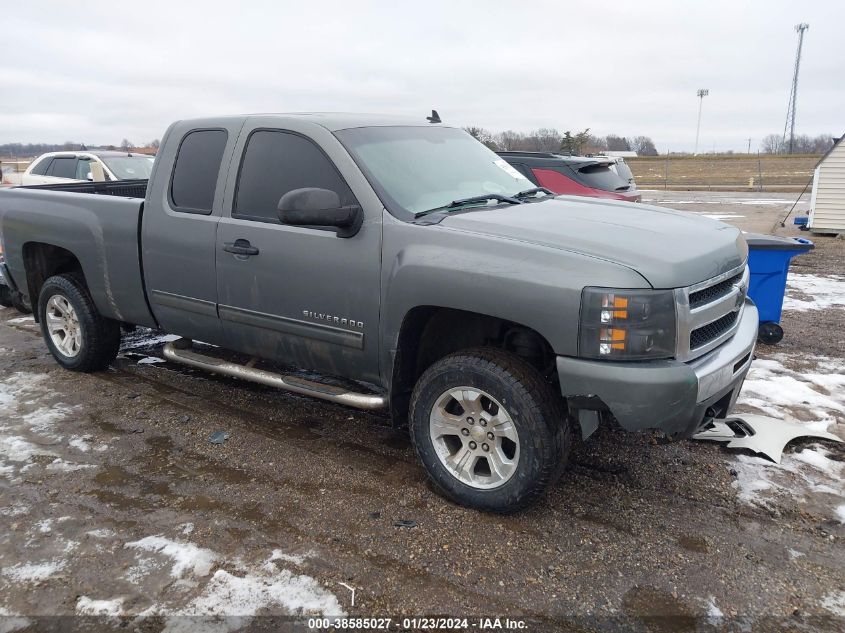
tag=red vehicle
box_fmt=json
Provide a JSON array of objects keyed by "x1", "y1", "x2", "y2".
[{"x1": 498, "y1": 151, "x2": 641, "y2": 202}]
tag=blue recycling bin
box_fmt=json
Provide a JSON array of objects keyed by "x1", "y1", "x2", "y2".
[{"x1": 744, "y1": 233, "x2": 814, "y2": 344}]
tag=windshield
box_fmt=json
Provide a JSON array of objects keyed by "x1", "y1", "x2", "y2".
[
  {"x1": 335, "y1": 126, "x2": 534, "y2": 218},
  {"x1": 100, "y1": 155, "x2": 155, "y2": 180}
]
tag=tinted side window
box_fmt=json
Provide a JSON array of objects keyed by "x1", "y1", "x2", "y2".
[
  {"x1": 30, "y1": 157, "x2": 52, "y2": 175},
  {"x1": 49, "y1": 157, "x2": 77, "y2": 179},
  {"x1": 170, "y1": 129, "x2": 228, "y2": 214},
  {"x1": 234, "y1": 130, "x2": 354, "y2": 223}
]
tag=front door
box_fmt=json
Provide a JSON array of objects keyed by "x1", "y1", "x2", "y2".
[{"x1": 215, "y1": 123, "x2": 382, "y2": 383}]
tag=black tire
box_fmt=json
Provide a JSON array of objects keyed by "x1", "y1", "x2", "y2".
[
  {"x1": 409, "y1": 347, "x2": 570, "y2": 513},
  {"x1": 0, "y1": 285, "x2": 12, "y2": 308},
  {"x1": 38, "y1": 274, "x2": 121, "y2": 372},
  {"x1": 10, "y1": 291, "x2": 31, "y2": 314},
  {"x1": 757, "y1": 321, "x2": 784, "y2": 345}
]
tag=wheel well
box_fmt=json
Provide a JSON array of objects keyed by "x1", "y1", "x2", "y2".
[
  {"x1": 21, "y1": 243, "x2": 85, "y2": 322},
  {"x1": 389, "y1": 307, "x2": 557, "y2": 427}
]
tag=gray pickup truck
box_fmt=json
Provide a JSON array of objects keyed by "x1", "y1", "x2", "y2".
[{"x1": 0, "y1": 114, "x2": 757, "y2": 512}]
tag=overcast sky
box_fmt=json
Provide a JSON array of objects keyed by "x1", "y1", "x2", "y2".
[{"x1": 1, "y1": 0, "x2": 842, "y2": 152}]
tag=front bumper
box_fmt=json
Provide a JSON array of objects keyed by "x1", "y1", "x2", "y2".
[{"x1": 557, "y1": 299, "x2": 758, "y2": 438}]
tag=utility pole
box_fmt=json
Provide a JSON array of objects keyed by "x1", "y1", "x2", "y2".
[
  {"x1": 694, "y1": 88, "x2": 709, "y2": 155},
  {"x1": 782, "y1": 23, "x2": 809, "y2": 154},
  {"x1": 747, "y1": 138, "x2": 752, "y2": 154}
]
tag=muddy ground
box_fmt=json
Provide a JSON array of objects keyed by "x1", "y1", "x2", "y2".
[{"x1": 1, "y1": 192, "x2": 843, "y2": 632}]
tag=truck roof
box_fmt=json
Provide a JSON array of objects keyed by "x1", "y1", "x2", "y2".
[{"x1": 174, "y1": 112, "x2": 449, "y2": 132}]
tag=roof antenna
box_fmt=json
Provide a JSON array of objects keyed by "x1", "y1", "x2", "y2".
[{"x1": 426, "y1": 109, "x2": 441, "y2": 124}]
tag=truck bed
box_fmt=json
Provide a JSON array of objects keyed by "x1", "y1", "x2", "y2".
[
  {"x1": 0, "y1": 186, "x2": 157, "y2": 328},
  {"x1": 18, "y1": 178, "x2": 148, "y2": 198}
]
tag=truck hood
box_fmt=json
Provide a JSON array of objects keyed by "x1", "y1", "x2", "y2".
[{"x1": 438, "y1": 196, "x2": 747, "y2": 288}]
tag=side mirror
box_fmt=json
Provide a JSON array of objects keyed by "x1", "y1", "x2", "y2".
[
  {"x1": 277, "y1": 188, "x2": 362, "y2": 238},
  {"x1": 86, "y1": 172, "x2": 94, "y2": 181}
]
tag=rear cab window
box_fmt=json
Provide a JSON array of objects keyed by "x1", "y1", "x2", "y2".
[
  {"x1": 48, "y1": 157, "x2": 78, "y2": 179},
  {"x1": 233, "y1": 130, "x2": 355, "y2": 224},
  {"x1": 169, "y1": 129, "x2": 228, "y2": 214}
]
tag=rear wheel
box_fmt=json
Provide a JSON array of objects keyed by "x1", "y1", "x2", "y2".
[
  {"x1": 410, "y1": 347, "x2": 570, "y2": 513},
  {"x1": 38, "y1": 274, "x2": 121, "y2": 372}
]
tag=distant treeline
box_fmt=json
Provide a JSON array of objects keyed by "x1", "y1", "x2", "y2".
[
  {"x1": 1, "y1": 139, "x2": 160, "y2": 158},
  {"x1": 464, "y1": 127, "x2": 658, "y2": 156},
  {"x1": 465, "y1": 127, "x2": 837, "y2": 156}
]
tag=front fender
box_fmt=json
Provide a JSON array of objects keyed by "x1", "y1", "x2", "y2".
[{"x1": 379, "y1": 213, "x2": 649, "y2": 385}]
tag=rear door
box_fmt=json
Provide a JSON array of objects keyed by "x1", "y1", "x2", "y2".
[
  {"x1": 215, "y1": 119, "x2": 382, "y2": 383},
  {"x1": 44, "y1": 156, "x2": 81, "y2": 183},
  {"x1": 141, "y1": 120, "x2": 244, "y2": 345}
]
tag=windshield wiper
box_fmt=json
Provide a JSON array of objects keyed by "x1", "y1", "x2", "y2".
[
  {"x1": 415, "y1": 193, "x2": 522, "y2": 218},
  {"x1": 513, "y1": 187, "x2": 554, "y2": 200}
]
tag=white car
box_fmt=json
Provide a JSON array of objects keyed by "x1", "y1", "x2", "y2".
[{"x1": 20, "y1": 151, "x2": 155, "y2": 185}]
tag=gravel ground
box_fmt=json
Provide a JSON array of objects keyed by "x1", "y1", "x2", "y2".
[{"x1": 0, "y1": 192, "x2": 843, "y2": 632}]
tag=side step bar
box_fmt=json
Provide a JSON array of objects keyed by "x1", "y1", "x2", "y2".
[{"x1": 162, "y1": 340, "x2": 387, "y2": 411}]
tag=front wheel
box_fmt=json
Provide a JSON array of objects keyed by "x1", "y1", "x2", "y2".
[
  {"x1": 38, "y1": 274, "x2": 121, "y2": 372},
  {"x1": 409, "y1": 348, "x2": 570, "y2": 513}
]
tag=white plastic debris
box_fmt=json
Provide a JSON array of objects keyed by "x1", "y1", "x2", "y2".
[{"x1": 692, "y1": 415, "x2": 842, "y2": 463}]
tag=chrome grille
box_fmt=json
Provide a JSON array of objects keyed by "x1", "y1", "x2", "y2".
[
  {"x1": 690, "y1": 311, "x2": 739, "y2": 349},
  {"x1": 688, "y1": 272, "x2": 744, "y2": 309},
  {"x1": 675, "y1": 264, "x2": 749, "y2": 362}
]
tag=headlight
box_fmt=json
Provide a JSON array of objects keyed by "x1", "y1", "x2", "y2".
[{"x1": 579, "y1": 288, "x2": 676, "y2": 360}]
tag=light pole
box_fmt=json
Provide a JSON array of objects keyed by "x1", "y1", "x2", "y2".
[{"x1": 694, "y1": 88, "x2": 709, "y2": 155}]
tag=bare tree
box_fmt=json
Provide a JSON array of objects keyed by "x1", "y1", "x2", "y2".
[
  {"x1": 150, "y1": 139, "x2": 161, "y2": 149},
  {"x1": 463, "y1": 126, "x2": 499, "y2": 151},
  {"x1": 760, "y1": 134, "x2": 783, "y2": 154},
  {"x1": 583, "y1": 134, "x2": 607, "y2": 154},
  {"x1": 630, "y1": 136, "x2": 658, "y2": 156},
  {"x1": 494, "y1": 130, "x2": 525, "y2": 151},
  {"x1": 120, "y1": 138, "x2": 133, "y2": 151},
  {"x1": 532, "y1": 128, "x2": 563, "y2": 153}
]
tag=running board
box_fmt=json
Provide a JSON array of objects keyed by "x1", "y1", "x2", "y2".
[{"x1": 162, "y1": 341, "x2": 387, "y2": 411}]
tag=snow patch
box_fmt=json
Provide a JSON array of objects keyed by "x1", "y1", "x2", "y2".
[
  {"x1": 0, "y1": 607, "x2": 30, "y2": 633},
  {"x1": 137, "y1": 357, "x2": 166, "y2": 365},
  {"x1": 68, "y1": 436, "x2": 92, "y2": 452},
  {"x1": 821, "y1": 591, "x2": 845, "y2": 617},
  {"x1": 6, "y1": 316, "x2": 35, "y2": 325},
  {"x1": 782, "y1": 273, "x2": 845, "y2": 312},
  {"x1": 1, "y1": 559, "x2": 66, "y2": 582},
  {"x1": 76, "y1": 596, "x2": 124, "y2": 617},
  {"x1": 787, "y1": 548, "x2": 805, "y2": 559},
  {"x1": 164, "y1": 567, "x2": 345, "y2": 624},
  {"x1": 0, "y1": 504, "x2": 29, "y2": 517},
  {"x1": 125, "y1": 536, "x2": 217, "y2": 579},
  {"x1": 705, "y1": 597, "x2": 724, "y2": 626},
  {"x1": 732, "y1": 358, "x2": 844, "y2": 520},
  {"x1": 738, "y1": 358, "x2": 845, "y2": 418},
  {"x1": 87, "y1": 528, "x2": 115, "y2": 539},
  {"x1": 267, "y1": 549, "x2": 310, "y2": 567}
]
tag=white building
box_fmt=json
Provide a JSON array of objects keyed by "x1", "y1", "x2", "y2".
[{"x1": 808, "y1": 135, "x2": 845, "y2": 234}]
